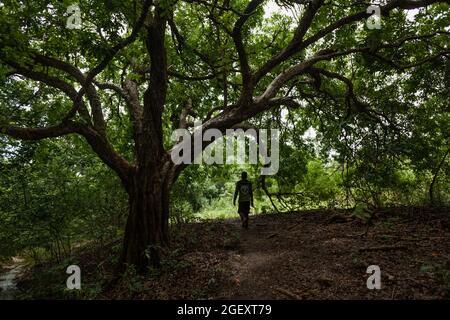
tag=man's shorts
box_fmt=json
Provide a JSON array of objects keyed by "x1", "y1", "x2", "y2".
[{"x1": 238, "y1": 201, "x2": 251, "y2": 215}]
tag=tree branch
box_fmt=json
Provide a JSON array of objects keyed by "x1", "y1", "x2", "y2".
[
  {"x1": 254, "y1": 0, "x2": 324, "y2": 82},
  {"x1": 0, "y1": 121, "x2": 80, "y2": 140},
  {"x1": 232, "y1": 0, "x2": 265, "y2": 102},
  {"x1": 254, "y1": 0, "x2": 445, "y2": 82}
]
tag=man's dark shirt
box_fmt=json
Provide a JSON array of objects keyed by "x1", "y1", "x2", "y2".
[{"x1": 234, "y1": 179, "x2": 253, "y2": 204}]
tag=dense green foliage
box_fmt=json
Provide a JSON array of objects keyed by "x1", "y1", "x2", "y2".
[
  {"x1": 0, "y1": 0, "x2": 449, "y2": 264},
  {"x1": 1, "y1": 129, "x2": 448, "y2": 261}
]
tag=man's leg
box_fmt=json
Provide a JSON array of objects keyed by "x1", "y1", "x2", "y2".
[
  {"x1": 238, "y1": 203, "x2": 245, "y2": 227},
  {"x1": 243, "y1": 212, "x2": 249, "y2": 229},
  {"x1": 238, "y1": 211, "x2": 245, "y2": 227},
  {"x1": 243, "y1": 202, "x2": 250, "y2": 229}
]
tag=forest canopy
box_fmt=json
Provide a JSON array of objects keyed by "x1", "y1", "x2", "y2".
[{"x1": 0, "y1": 0, "x2": 449, "y2": 273}]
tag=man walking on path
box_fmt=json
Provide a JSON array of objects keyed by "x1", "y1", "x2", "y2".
[{"x1": 233, "y1": 171, "x2": 254, "y2": 229}]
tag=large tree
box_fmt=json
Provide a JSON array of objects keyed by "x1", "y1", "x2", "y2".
[{"x1": 1, "y1": 0, "x2": 448, "y2": 271}]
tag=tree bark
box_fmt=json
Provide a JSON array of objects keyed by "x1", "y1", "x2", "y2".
[
  {"x1": 118, "y1": 10, "x2": 170, "y2": 273},
  {"x1": 119, "y1": 162, "x2": 172, "y2": 273}
]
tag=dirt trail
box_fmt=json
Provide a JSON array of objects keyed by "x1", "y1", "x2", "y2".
[
  {"x1": 225, "y1": 219, "x2": 277, "y2": 299},
  {"x1": 16, "y1": 207, "x2": 450, "y2": 300},
  {"x1": 216, "y1": 208, "x2": 450, "y2": 300}
]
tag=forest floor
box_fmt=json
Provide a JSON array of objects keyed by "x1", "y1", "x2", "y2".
[
  {"x1": 0, "y1": 257, "x2": 25, "y2": 300},
  {"x1": 15, "y1": 206, "x2": 450, "y2": 299}
]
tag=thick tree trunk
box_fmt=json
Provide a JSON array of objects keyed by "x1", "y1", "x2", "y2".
[{"x1": 119, "y1": 163, "x2": 172, "y2": 273}]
